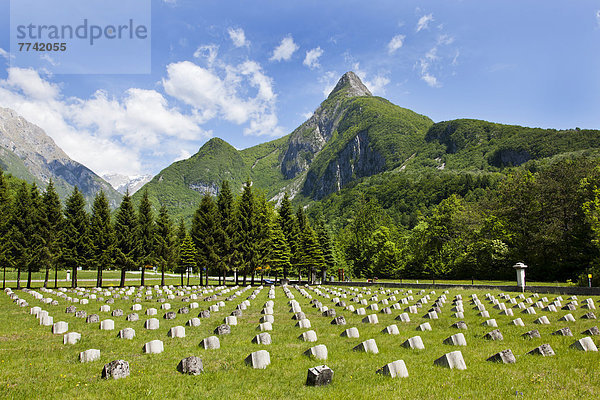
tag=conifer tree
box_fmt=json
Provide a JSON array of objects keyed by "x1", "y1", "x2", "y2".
[
  {"x1": 297, "y1": 224, "x2": 325, "y2": 283},
  {"x1": 27, "y1": 184, "x2": 45, "y2": 288},
  {"x1": 277, "y1": 192, "x2": 296, "y2": 279},
  {"x1": 62, "y1": 186, "x2": 89, "y2": 288},
  {"x1": 266, "y1": 217, "x2": 292, "y2": 282},
  {"x1": 191, "y1": 193, "x2": 220, "y2": 286},
  {"x1": 41, "y1": 179, "x2": 63, "y2": 288},
  {"x1": 114, "y1": 191, "x2": 138, "y2": 287},
  {"x1": 235, "y1": 180, "x2": 258, "y2": 285},
  {"x1": 0, "y1": 169, "x2": 12, "y2": 289},
  {"x1": 316, "y1": 217, "x2": 335, "y2": 281},
  {"x1": 89, "y1": 191, "x2": 114, "y2": 287},
  {"x1": 155, "y1": 204, "x2": 176, "y2": 286},
  {"x1": 137, "y1": 189, "x2": 155, "y2": 286},
  {"x1": 254, "y1": 195, "x2": 272, "y2": 285},
  {"x1": 216, "y1": 180, "x2": 235, "y2": 285},
  {"x1": 179, "y1": 233, "x2": 197, "y2": 286},
  {"x1": 8, "y1": 182, "x2": 33, "y2": 289}
]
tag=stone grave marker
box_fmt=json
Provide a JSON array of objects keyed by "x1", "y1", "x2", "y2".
[
  {"x1": 376, "y1": 360, "x2": 408, "y2": 378},
  {"x1": 434, "y1": 351, "x2": 466, "y2": 370}
]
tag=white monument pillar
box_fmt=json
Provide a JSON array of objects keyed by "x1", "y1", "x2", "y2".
[{"x1": 513, "y1": 262, "x2": 528, "y2": 292}]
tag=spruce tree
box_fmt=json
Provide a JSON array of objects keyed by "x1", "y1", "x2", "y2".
[
  {"x1": 297, "y1": 224, "x2": 325, "y2": 284},
  {"x1": 235, "y1": 180, "x2": 258, "y2": 285},
  {"x1": 216, "y1": 180, "x2": 235, "y2": 285},
  {"x1": 316, "y1": 217, "x2": 335, "y2": 281},
  {"x1": 155, "y1": 205, "x2": 176, "y2": 286},
  {"x1": 41, "y1": 179, "x2": 63, "y2": 288},
  {"x1": 277, "y1": 192, "x2": 296, "y2": 279},
  {"x1": 137, "y1": 189, "x2": 155, "y2": 286},
  {"x1": 179, "y1": 233, "x2": 197, "y2": 286},
  {"x1": 8, "y1": 182, "x2": 33, "y2": 289},
  {"x1": 89, "y1": 191, "x2": 114, "y2": 287},
  {"x1": 62, "y1": 186, "x2": 89, "y2": 288},
  {"x1": 27, "y1": 184, "x2": 45, "y2": 288},
  {"x1": 266, "y1": 217, "x2": 292, "y2": 283},
  {"x1": 0, "y1": 169, "x2": 12, "y2": 289},
  {"x1": 191, "y1": 194, "x2": 220, "y2": 286},
  {"x1": 254, "y1": 195, "x2": 271, "y2": 285},
  {"x1": 114, "y1": 191, "x2": 138, "y2": 287}
]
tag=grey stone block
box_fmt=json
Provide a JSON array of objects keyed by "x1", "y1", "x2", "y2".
[
  {"x1": 486, "y1": 349, "x2": 515, "y2": 364},
  {"x1": 306, "y1": 365, "x2": 333, "y2": 386},
  {"x1": 177, "y1": 356, "x2": 203, "y2": 375},
  {"x1": 102, "y1": 360, "x2": 129, "y2": 379},
  {"x1": 483, "y1": 329, "x2": 503, "y2": 341},
  {"x1": 527, "y1": 344, "x2": 555, "y2": 356}
]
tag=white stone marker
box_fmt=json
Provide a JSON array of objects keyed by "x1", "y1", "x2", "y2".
[
  {"x1": 100, "y1": 319, "x2": 115, "y2": 330},
  {"x1": 304, "y1": 344, "x2": 328, "y2": 360},
  {"x1": 377, "y1": 360, "x2": 409, "y2": 378},
  {"x1": 168, "y1": 326, "x2": 186, "y2": 338},
  {"x1": 570, "y1": 337, "x2": 598, "y2": 352},
  {"x1": 80, "y1": 349, "x2": 101, "y2": 363},
  {"x1": 118, "y1": 328, "x2": 136, "y2": 339},
  {"x1": 245, "y1": 350, "x2": 270, "y2": 369},
  {"x1": 144, "y1": 340, "x2": 164, "y2": 354},
  {"x1": 434, "y1": 351, "x2": 467, "y2": 370},
  {"x1": 353, "y1": 339, "x2": 379, "y2": 354},
  {"x1": 52, "y1": 321, "x2": 68, "y2": 334},
  {"x1": 64, "y1": 332, "x2": 81, "y2": 344},
  {"x1": 402, "y1": 336, "x2": 425, "y2": 350}
]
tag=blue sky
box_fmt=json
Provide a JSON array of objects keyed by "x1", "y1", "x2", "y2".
[{"x1": 0, "y1": 0, "x2": 599, "y2": 177}]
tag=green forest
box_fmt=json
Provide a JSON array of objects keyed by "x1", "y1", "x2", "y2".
[{"x1": 3, "y1": 153, "x2": 600, "y2": 288}]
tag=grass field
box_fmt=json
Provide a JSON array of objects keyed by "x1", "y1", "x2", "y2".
[{"x1": 1, "y1": 284, "x2": 599, "y2": 399}]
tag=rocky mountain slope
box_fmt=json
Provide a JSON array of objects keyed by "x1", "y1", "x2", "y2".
[
  {"x1": 0, "y1": 107, "x2": 122, "y2": 206},
  {"x1": 135, "y1": 71, "x2": 600, "y2": 222},
  {"x1": 134, "y1": 71, "x2": 432, "y2": 219}
]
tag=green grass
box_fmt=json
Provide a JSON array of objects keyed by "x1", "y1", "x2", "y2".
[{"x1": 1, "y1": 284, "x2": 599, "y2": 399}]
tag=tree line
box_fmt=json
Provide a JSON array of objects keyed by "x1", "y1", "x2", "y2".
[
  {"x1": 330, "y1": 157, "x2": 600, "y2": 285},
  {"x1": 0, "y1": 171, "x2": 335, "y2": 289}
]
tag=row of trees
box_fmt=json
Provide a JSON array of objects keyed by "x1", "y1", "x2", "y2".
[{"x1": 0, "y1": 170, "x2": 336, "y2": 289}]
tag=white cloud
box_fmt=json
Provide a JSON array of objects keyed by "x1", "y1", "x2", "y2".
[
  {"x1": 352, "y1": 63, "x2": 390, "y2": 96},
  {"x1": 387, "y1": 34, "x2": 406, "y2": 54},
  {"x1": 163, "y1": 59, "x2": 283, "y2": 136},
  {"x1": 303, "y1": 47, "x2": 323, "y2": 69},
  {"x1": 416, "y1": 34, "x2": 455, "y2": 88},
  {"x1": 174, "y1": 149, "x2": 192, "y2": 162},
  {"x1": 0, "y1": 48, "x2": 12, "y2": 61},
  {"x1": 319, "y1": 70, "x2": 338, "y2": 97},
  {"x1": 596, "y1": 10, "x2": 600, "y2": 27},
  {"x1": 0, "y1": 67, "x2": 209, "y2": 176},
  {"x1": 228, "y1": 27, "x2": 249, "y2": 48},
  {"x1": 270, "y1": 36, "x2": 299, "y2": 62},
  {"x1": 193, "y1": 44, "x2": 219, "y2": 66},
  {"x1": 416, "y1": 14, "x2": 434, "y2": 32},
  {"x1": 421, "y1": 73, "x2": 439, "y2": 88},
  {"x1": 302, "y1": 111, "x2": 313, "y2": 120}
]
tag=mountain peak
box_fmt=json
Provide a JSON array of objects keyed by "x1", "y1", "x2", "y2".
[{"x1": 328, "y1": 71, "x2": 372, "y2": 99}]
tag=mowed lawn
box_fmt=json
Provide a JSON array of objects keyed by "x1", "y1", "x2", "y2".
[{"x1": 1, "y1": 284, "x2": 599, "y2": 399}]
